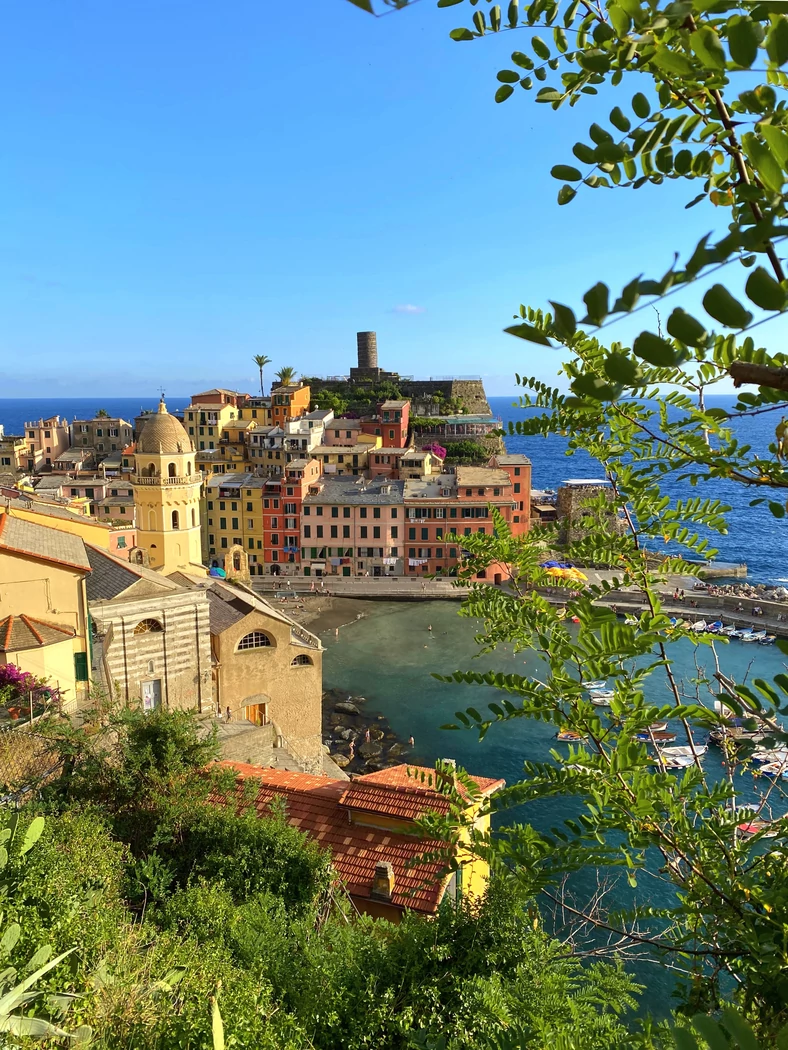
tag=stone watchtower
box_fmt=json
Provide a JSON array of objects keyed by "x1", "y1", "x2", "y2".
[{"x1": 132, "y1": 400, "x2": 203, "y2": 573}]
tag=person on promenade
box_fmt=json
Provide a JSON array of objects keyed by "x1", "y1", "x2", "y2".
[
  {"x1": 225, "y1": 706, "x2": 231, "y2": 723},
  {"x1": 421, "y1": 580, "x2": 426, "y2": 594}
]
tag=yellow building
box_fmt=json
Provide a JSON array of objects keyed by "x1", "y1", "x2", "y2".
[
  {"x1": 204, "y1": 473, "x2": 266, "y2": 567},
  {"x1": 1, "y1": 495, "x2": 136, "y2": 559},
  {"x1": 132, "y1": 401, "x2": 204, "y2": 574},
  {"x1": 0, "y1": 511, "x2": 92, "y2": 705},
  {"x1": 311, "y1": 438, "x2": 380, "y2": 477}
]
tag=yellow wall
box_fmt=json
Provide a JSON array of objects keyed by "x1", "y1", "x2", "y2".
[
  {"x1": 212, "y1": 610, "x2": 322, "y2": 772},
  {"x1": 1, "y1": 637, "x2": 78, "y2": 705},
  {"x1": 132, "y1": 450, "x2": 203, "y2": 572},
  {"x1": 0, "y1": 547, "x2": 90, "y2": 700}
]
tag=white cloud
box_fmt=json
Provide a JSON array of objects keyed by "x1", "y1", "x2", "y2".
[{"x1": 391, "y1": 304, "x2": 425, "y2": 315}]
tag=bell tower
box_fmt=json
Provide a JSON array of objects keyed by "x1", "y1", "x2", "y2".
[{"x1": 131, "y1": 400, "x2": 203, "y2": 574}]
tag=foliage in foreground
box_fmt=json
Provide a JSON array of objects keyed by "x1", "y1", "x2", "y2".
[{"x1": 0, "y1": 707, "x2": 644, "y2": 1048}]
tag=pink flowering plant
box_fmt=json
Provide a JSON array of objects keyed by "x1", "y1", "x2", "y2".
[{"x1": 0, "y1": 664, "x2": 63, "y2": 713}]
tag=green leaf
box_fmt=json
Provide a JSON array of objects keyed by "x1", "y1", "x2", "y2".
[
  {"x1": 346, "y1": 0, "x2": 374, "y2": 11},
  {"x1": 633, "y1": 331, "x2": 677, "y2": 366},
  {"x1": 504, "y1": 323, "x2": 553, "y2": 345},
  {"x1": 582, "y1": 282, "x2": 609, "y2": 325},
  {"x1": 609, "y1": 107, "x2": 631, "y2": 133},
  {"x1": 572, "y1": 142, "x2": 597, "y2": 164},
  {"x1": 766, "y1": 16, "x2": 788, "y2": 66},
  {"x1": 511, "y1": 51, "x2": 534, "y2": 69},
  {"x1": 594, "y1": 142, "x2": 626, "y2": 163},
  {"x1": 769, "y1": 501, "x2": 785, "y2": 518},
  {"x1": 632, "y1": 92, "x2": 650, "y2": 119},
  {"x1": 497, "y1": 70, "x2": 520, "y2": 83},
  {"x1": 557, "y1": 185, "x2": 576, "y2": 204},
  {"x1": 450, "y1": 27, "x2": 475, "y2": 40},
  {"x1": 745, "y1": 266, "x2": 787, "y2": 310},
  {"x1": 651, "y1": 48, "x2": 695, "y2": 76},
  {"x1": 666, "y1": 308, "x2": 708, "y2": 347},
  {"x1": 689, "y1": 26, "x2": 726, "y2": 70},
  {"x1": 212, "y1": 996, "x2": 225, "y2": 1050},
  {"x1": 742, "y1": 131, "x2": 785, "y2": 194},
  {"x1": 0, "y1": 923, "x2": 20, "y2": 954},
  {"x1": 437, "y1": 0, "x2": 465, "y2": 6},
  {"x1": 604, "y1": 352, "x2": 639, "y2": 384},
  {"x1": 609, "y1": 4, "x2": 631, "y2": 37},
  {"x1": 551, "y1": 164, "x2": 582, "y2": 181},
  {"x1": 20, "y1": 817, "x2": 45, "y2": 856},
  {"x1": 472, "y1": 9, "x2": 486, "y2": 33},
  {"x1": 578, "y1": 50, "x2": 610, "y2": 73},
  {"x1": 532, "y1": 36, "x2": 551, "y2": 60},
  {"x1": 495, "y1": 84, "x2": 515, "y2": 103},
  {"x1": 760, "y1": 124, "x2": 788, "y2": 170},
  {"x1": 702, "y1": 284, "x2": 754, "y2": 328},
  {"x1": 536, "y1": 88, "x2": 563, "y2": 103},
  {"x1": 549, "y1": 301, "x2": 576, "y2": 338},
  {"x1": 727, "y1": 15, "x2": 760, "y2": 68}
]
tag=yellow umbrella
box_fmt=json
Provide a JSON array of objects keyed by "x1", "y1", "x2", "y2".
[
  {"x1": 566, "y1": 568, "x2": 588, "y2": 581},
  {"x1": 546, "y1": 567, "x2": 569, "y2": 577}
]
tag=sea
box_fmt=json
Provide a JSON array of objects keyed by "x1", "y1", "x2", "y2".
[{"x1": 2, "y1": 391, "x2": 785, "y2": 582}]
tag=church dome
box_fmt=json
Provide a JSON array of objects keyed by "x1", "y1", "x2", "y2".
[{"x1": 137, "y1": 400, "x2": 193, "y2": 454}]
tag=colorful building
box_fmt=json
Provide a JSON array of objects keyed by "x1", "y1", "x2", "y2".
[
  {"x1": 261, "y1": 458, "x2": 321, "y2": 575},
  {"x1": 213, "y1": 760, "x2": 504, "y2": 921},
  {"x1": 269, "y1": 381, "x2": 311, "y2": 428},
  {"x1": 21, "y1": 416, "x2": 70, "y2": 473},
  {"x1": 204, "y1": 473, "x2": 267, "y2": 571},
  {"x1": 301, "y1": 476, "x2": 405, "y2": 577},
  {"x1": 70, "y1": 416, "x2": 133, "y2": 463}
]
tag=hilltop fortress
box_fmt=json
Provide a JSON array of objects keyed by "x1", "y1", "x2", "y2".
[{"x1": 305, "y1": 331, "x2": 492, "y2": 418}]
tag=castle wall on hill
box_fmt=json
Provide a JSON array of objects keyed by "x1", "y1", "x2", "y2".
[{"x1": 400, "y1": 380, "x2": 491, "y2": 416}]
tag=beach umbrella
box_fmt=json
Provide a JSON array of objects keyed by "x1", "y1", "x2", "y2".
[
  {"x1": 546, "y1": 567, "x2": 569, "y2": 577},
  {"x1": 541, "y1": 561, "x2": 560, "y2": 568},
  {"x1": 565, "y1": 568, "x2": 588, "y2": 581}
]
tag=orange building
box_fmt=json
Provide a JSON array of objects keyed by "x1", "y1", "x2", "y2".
[{"x1": 270, "y1": 382, "x2": 311, "y2": 428}]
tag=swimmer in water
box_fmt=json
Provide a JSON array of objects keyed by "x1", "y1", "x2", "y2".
[{"x1": 428, "y1": 624, "x2": 432, "y2": 632}]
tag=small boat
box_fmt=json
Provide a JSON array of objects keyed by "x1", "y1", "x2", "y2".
[
  {"x1": 556, "y1": 729, "x2": 586, "y2": 742},
  {"x1": 637, "y1": 729, "x2": 677, "y2": 743},
  {"x1": 738, "y1": 820, "x2": 777, "y2": 838},
  {"x1": 759, "y1": 635, "x2": 776, "y2": 645},
  {"x1": 756, "y1": 761, "x2": 788, "y2": 779},
  {"x1": 649, "y1": 721, "x2": 668, "y2": 732},
  {"x1": 660, "y1": 744, "x2": 708, "y2": 759},
  {"x1": 653, "y1": 754, "x2": 694, "y2": 769},
  {"x1": 585, "y1": 680, "x2": 607, "y2": 690},
  {"x1": 624, "y1": 617, "x2": 638, "y2": 626},
  {"x1": 733, "y1": 627, "x2": 753, "y2": 639},
  {"x1": 742, "y1": 631, "x2": 767, "y2": 643},
  {"x1": 690, "y1": 620, "x2": 707, "y2": 632},
  {"x1": 591, "y1": 695, "x2": 613, "y2": 708},
  {"x1": 706, "y1": 621, "x2": 724, "y2": 634},
  {"x1": 752, "y1": 748, "x2": 788, "y2": 765},
  {"x1": 720, "y1": 624, "x2": 738, "y2": 637}
]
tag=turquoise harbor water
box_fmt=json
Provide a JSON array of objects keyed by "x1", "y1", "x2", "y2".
[{"x1": 322, "y1": 600, "x2": 788, "y2": 1010}]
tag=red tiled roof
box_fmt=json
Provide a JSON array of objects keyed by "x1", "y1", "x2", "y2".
[
  {"x1": 0, "y1": 614, "x2": 75, "y2": 653},
  {"x1": 211, "y1": 762, "x2": 454, "y2": 914},
  {"x1": 338, "y1": 780, "x2": 453, "y2": 821},
  {"x1": 357, "y1": 764, "x2": 505, "y2": 797}
]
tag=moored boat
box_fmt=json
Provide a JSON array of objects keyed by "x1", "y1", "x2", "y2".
[
  {"x1": 556, "y1": 729, "x2": 587, "y2": 742},
  {"x1": 653, "y1": 753, "x2": 694, "y2": 769},
  {"x1": 659, "y1": 744, "x2": 708, "y2": 759},
  {"x1": 637, "y1": 729, "x2": 677, "y2": 743}
]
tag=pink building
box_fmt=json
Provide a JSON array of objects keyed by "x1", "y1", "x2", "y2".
[
  {"x1": 22, "y1": 416, "x2": 70, "y2": 473},
  {"x1": 367, "y1": 447, "x2": 413, "y2": 479},
  {"x1": 300, "y1": 476, "x2": 406, "y2": 577}
]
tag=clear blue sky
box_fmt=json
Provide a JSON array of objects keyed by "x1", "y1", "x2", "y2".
[{"x1": 2, "y1": 0, "x2": 783, "y2": 397}]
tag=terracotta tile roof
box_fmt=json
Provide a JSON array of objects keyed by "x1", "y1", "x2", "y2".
[
  {"x1": 211, "y1": 762, "x2": 454, "y2": 914},
  {"x1": 0, "y1": 513, "x2": 91, "y2": 572},
  {"x1": 357, "y1": 764, "x2": 505, "y2": 797},
  {"x1": 0, "y1": 614, "x2": 75, "y2": 653},
  {"x1": 338, "y1": 780, "x2": 453, "y2": 821}
]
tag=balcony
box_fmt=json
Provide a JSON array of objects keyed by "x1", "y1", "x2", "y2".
[{"x1": 132, "y1": 473, "x2": 202, "y2": 486}]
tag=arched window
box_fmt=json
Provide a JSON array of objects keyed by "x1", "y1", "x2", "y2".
[
  {"x1": 147, "y1": 462, "x2": 156, "y2": 477},
  {"x1": 237, "y1": 631, "x2": 272, "y2": 651},
  {"x1": 172, "y1": 510, "x2": 180, "y2": 530},
  {"x1": 191, "y1": 508, "x2": 196, "y2": 527},
  {"x1": 291, "y1": 654, "x2": 312, "y2": 666},
  {"x1": 168, "y1": 462, "x2": 177, "y2": 477},
  {"x1": 134, "y1": 619, "x2": 163, "y2": 635}
]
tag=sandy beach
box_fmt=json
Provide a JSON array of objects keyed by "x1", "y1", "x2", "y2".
[{"x1": 271, "y1": 593, "x2": 377, "y2": 635}]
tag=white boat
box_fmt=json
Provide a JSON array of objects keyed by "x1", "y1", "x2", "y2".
[
  {"x1": 733, "y1": 627, "x2": 753, "y2": 639},
  {"x1": 752, "y1": 749, "x2": 788, "y2": 765},
  {"x1": 590, "y1": 694, "x2": 613, "y2": 707},
  {"x1": 585, "y1": 680, "x2": 607, "y2": 690},
  {"x1": 690, "y1": 620, "x2": 707, "y2": 632},
  {"x1": 706, "y1": 621, "x2": 724, "y2": 633},
  {"x1": 624, "y1": 617, "x2": 638, "y2": 626},
  {"x1": 659, "y1": 745, "x2": 708, "y2": 759},
  {"x1": 742, "y1": 631, "x2": 767, "y2": 643},
  {"x1": 757, "y1": 762, "x2": 788, "y2": 779},
  {"x1": 720, "y1": 625, "x2": 738, "y2": 637},
  {"x1": 759, "y1": 635, "x2": 776, "y2": 645},
  {"x1": 653, "y1": 754, "x2": 694, "y2": 769}
]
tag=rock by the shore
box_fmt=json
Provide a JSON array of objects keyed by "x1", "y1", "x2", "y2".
[
  {"x1": 369, "y1": 726, "x2": 385, "y2": 741},
  {"x1": 329, "y1": 712, "x2": 355, "y2": 727},
  {"x1": 332, "y1": 753, "x2": 351, "y2": 768},
  {"x1": 360, "y1": 740, "x2": 383, "y2": 758},
  {"x1": 333, "y1": 726, "x2": 355, "y2": 741},
  {"x1": 388, "y1": 742, "x2": 410, "y2": 757},
  {"x1": 334, "y1": 701, "x2": 360, "y2": 715}
]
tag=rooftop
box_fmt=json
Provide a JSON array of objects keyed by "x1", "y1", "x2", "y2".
[
  {"x1": 213, "y1": 762, "x2": 503, "y2": 914},
  {"x1": 312, "y1": 443, "x2": 372, "y2": 456},
  {"x1": 304, "y1": 477, "x2": 405, "y2": 506},
  {"x1": 0, "y1": 512, "x2": 91, "y2": 573},
  {"x1": 55, "y1": 448, "x2": 94, "y2": 462},
  {"x1": 495, "y1": 453, "x2": 532, "y2": 465},
  {"x1": 379, "y1": 400, "x2": 409, "y2": 410},
  {"x1": 85, "y1": 546, "x2": 183, "y2": 602},
  {"x1": 0, "y1": 614, "x2": 75, "y2": 653},
  {"x1": 206, "y1": 473, "x2": 268, "y2": 490},
  {"x1": 561, "y1": 478, "x2": 612, "y2": 487},
  {"x1": 137, "y1": 400, "x2": 193, "y2": 455},
  {"x1": 455, "y1": 466, "x2": 512, "y2": 488},
  {"x1": 403, "y1": 475, "x2": 456, "y2": 500}
]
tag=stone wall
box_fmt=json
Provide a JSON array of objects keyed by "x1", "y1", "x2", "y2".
[{"x1": 401, "y1": 380, "x2": 491, "y2": 416}]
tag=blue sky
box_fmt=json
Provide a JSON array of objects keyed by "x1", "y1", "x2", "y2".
[{"x1": 2, "y1": 0, "x2": 784, "y2": 397}]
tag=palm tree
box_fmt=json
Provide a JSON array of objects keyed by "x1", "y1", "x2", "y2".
[
  {"x1": 95, "y1": 408, "x2": 110, "y2": 418},
  {"x1": 252, "y1": 354, "x2": 272, "y2": 397},
  {"x1": 275, "y1": 366, "x2": 297, "y2": 387}
]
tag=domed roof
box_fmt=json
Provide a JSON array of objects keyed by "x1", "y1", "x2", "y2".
[{"x1": 137, "y1": 400, "x2": 193, "y2": 455}]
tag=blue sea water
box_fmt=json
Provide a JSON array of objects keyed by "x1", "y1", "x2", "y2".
[
  {"x1": 488, "y1": 394, "x2": 788, "y2": 585},
  {"x1": 1, "y1": 392, "x2": 785, "y2": 581}
]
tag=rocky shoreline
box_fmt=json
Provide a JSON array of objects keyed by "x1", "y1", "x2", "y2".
[{"x1": 322, "y1": 687, "x2": 412, "y2": 775}]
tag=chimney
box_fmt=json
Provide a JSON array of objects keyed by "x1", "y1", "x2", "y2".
[
  {"x1": 371, "y1": 860, "x2": 395, "y2": 901},
  {"x1": 357, "y1": 331, "x2": 378, "y2": 371}
]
